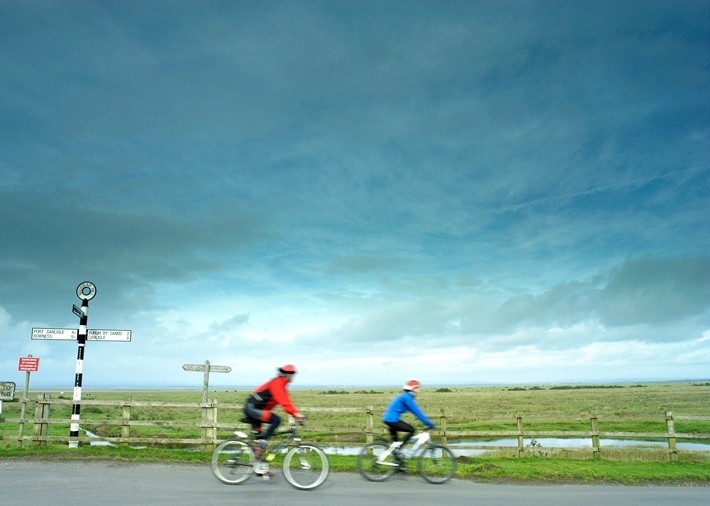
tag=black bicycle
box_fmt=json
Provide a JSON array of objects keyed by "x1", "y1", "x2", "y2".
[{"x1": 211, "y1": 421, "x2": 330, "y2": 490}]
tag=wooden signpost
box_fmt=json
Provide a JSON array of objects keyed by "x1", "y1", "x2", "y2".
[{"x1": 182, "y1": 360, "x2": 232, "y2": 404}]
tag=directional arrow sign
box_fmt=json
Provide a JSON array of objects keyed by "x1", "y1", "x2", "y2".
[
  {"x1": 87, "y1": 329, "x2": 132, "y2": 342},
  {"x1": 182, "y1": 363, "x2": 231, "y2": 373},
  {"x1": 32, "y1": 328, "x2": 79, "y2": 340},
  {"x1": 31, "y1": 328, "x2": 131, "y2": 341}
]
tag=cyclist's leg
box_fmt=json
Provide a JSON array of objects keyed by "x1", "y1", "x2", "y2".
[
  {"x1": 243, "y1": 403, "x2": 268, "y2": 461},
  {"x1": 384, "y1": 421, "x2": 412, "y2": 463},
  {"x1": 398, "y1": 421, "x2": 415, "y2": 446},
  {"x1": 383, "y1": 421, "x2": 400, "y2": 442},
  {"x1": 386, "y1": 420, "x2": 414, "y2": 446},
  {"x1": 243, "y1": 403, "x2": 264, "y2": 434},
  {"x1": 261, "y1": 412, "x2": 281, "y2": 439}
]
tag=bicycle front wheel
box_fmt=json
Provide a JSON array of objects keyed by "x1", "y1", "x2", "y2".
[
  {"x1": 282, "y1": 444, "x2": 330, "y2": 490},
  {"x1": 211, "y1": 440, "x2": 254, "y2": 484},
  {"x1": 357, "y1": 442, "x2": 397, "y2": 482},
  {"x1": 417, "y1": 444, "x2": 457, "y2": 484}
]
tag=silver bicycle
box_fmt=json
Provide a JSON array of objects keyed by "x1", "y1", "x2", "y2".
[{"x1": 211, "y1": 421, "x2": 330, "y2": 490}]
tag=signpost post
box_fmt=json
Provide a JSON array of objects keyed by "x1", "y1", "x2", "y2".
[
  {"x1": 182, "y1": 360, "x2": 232, "y2": 444},
  {"x1": 182, "y1": 360, "x2": 232, "y2": 404},
  {"x1": 17, "y1": 355, "x2": 39, "y2": 445},
  {"x1": 29, "y1": 282, "x2": 132, "y2": 448}
]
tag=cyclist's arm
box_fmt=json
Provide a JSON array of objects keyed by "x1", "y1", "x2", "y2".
[
  {"x1": 405, "y1": 397, "x2": 435, "y2": 428},
  {"x1": 271, "y1": 380, "x2": 302, "y2": 418}
]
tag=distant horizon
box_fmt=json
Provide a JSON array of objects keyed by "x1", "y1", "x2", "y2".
[{"x1": 13, "y1": 377, "x2": 710, "y2": 392}]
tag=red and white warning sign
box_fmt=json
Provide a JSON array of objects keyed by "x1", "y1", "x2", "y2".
[{"x1": 18, "y1": 356, "x2": 40, "y2": 372}]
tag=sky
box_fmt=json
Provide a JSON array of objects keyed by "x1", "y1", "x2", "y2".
[{"x1": 1, "y1": 0, "x2": 708, "y2": 390}]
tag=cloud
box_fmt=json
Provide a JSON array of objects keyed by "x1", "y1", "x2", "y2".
[
  {"x1": 301, "y1": 255, "x2": 709, "y2": 352},
  {"x1": 0, "y1": 1, "x2": 707, "y2": 386},
  {"x1": 598, "y1": 256, "x2": 710, "y2": 326}
]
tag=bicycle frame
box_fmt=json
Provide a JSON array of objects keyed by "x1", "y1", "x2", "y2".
[
  {"x1": 358, "y1": 429, "x2": 457, "y2": 484},
  {"x1": 234, "y1": 424, "x2": 302, "y2": 457},
  {"x1": 377, "y1": 431, "x2": 431, "y2": 464}
]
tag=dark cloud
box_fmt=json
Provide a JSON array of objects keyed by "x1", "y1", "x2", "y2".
[
  {"x1": 0, "y1": 1, "x2": 707, "y2": 385},
  {"x1": 598, "y1": 256, "x2": 710, "y2": 326}
]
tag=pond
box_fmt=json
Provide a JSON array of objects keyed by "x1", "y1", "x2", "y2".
[
  {"x1": 446, "y1": 437, "x2": 710, "y2": 455},
  {"x1": 320, "y1": 437, "x2": 710, "y2": 457},
  {"x1": 83, "y1": 428, "x2": 709, "y2": 455}
]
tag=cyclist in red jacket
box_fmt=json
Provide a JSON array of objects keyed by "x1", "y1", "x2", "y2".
[{"x1": 243, "y1": 364, "x2": 304, "y2": 460}]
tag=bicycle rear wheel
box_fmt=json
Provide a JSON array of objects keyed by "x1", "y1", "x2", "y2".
[
  {"x1": 282, "y1": 444, "x2": 330, "y2": 490},
  {"x1": 211, "y1": 440, "x2": 254, "y2": 484},
  {"x1": 357, "y1": 442, "x2": 398, "y2": 482},
  {"x1": 417, "y1": 444, "x2": 457, "y2": 484}
]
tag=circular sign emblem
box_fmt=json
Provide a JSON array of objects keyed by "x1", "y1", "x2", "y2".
[{"x1": 76, "y1": 281, "x2": 97, "y2": 301}]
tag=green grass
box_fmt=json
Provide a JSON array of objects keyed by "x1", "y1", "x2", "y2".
[
  {"x1": 2, "y1": 381, "x2": 709, "y2": 484},
  {"x1": 0, "y1": 444, "x2": 708, "y2": 485}
]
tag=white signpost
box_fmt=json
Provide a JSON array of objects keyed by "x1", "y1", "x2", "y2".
[{"x1": 182, "y1": 360, "x2": 232, "y2": 404}]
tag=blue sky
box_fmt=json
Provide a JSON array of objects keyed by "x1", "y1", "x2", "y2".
[{"x1": 1, "y1": 1, "x2": 708, "y2": 389}]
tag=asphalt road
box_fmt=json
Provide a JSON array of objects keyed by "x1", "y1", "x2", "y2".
[{"x1": 2, "y1": 461, "x2": 708, "y2": 505}]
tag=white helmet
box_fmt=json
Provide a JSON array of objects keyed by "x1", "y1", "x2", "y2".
[{"x1": 402, "y1": 380, "x2": 421, "y2": 391}]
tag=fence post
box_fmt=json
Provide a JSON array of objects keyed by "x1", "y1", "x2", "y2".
[
  {"x1": 590, "y1": 415, "x2": 601, "y2": 459},
  {"x1": 366, "y1": 406, "x2": 374, "y2": 443},
  {"x1": 212, "y1": 401, "x2": 218, "y2": 445},
  {"x1": 516, "y1": 414, "x2": 524, "y2": 457},
  {"x1": 17, "y1": 393, "x2": 30, "y2": 447},
  {"x1": 121, "y1": 401, "x2": 131, "y2": 439},
  {"x1": 665, "y1": 411, "x2": 677, "y2": 461},
  {"x1": 440, "y1": 408, "x2": 447, "y2": 445},
  {"x1": 202, "y1": 400, "x2": 217, "y2": 447},
  {"x1": 32, "y1": 393, "x2": 50, "y2": 446}
]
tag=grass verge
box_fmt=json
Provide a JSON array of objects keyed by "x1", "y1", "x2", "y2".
[{"x1": 1, "y1": 445, "x2": 708, "y2": 486}]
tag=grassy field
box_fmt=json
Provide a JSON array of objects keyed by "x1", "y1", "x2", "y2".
[{"x1": 1, "y1": 381, "x2": 709, "y2": 484}]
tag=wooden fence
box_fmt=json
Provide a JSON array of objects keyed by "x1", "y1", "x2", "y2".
[
  {"x1": 3, "y1": 395, "x2": 709, "y2": 461},
  {"x1": 364, "y1": 407, "x2": 710, "y2": 461}
]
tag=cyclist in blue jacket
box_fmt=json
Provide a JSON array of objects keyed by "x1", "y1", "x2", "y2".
[{"x1": 382, "y1": 380, "x2": 436, "y2": 458}]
